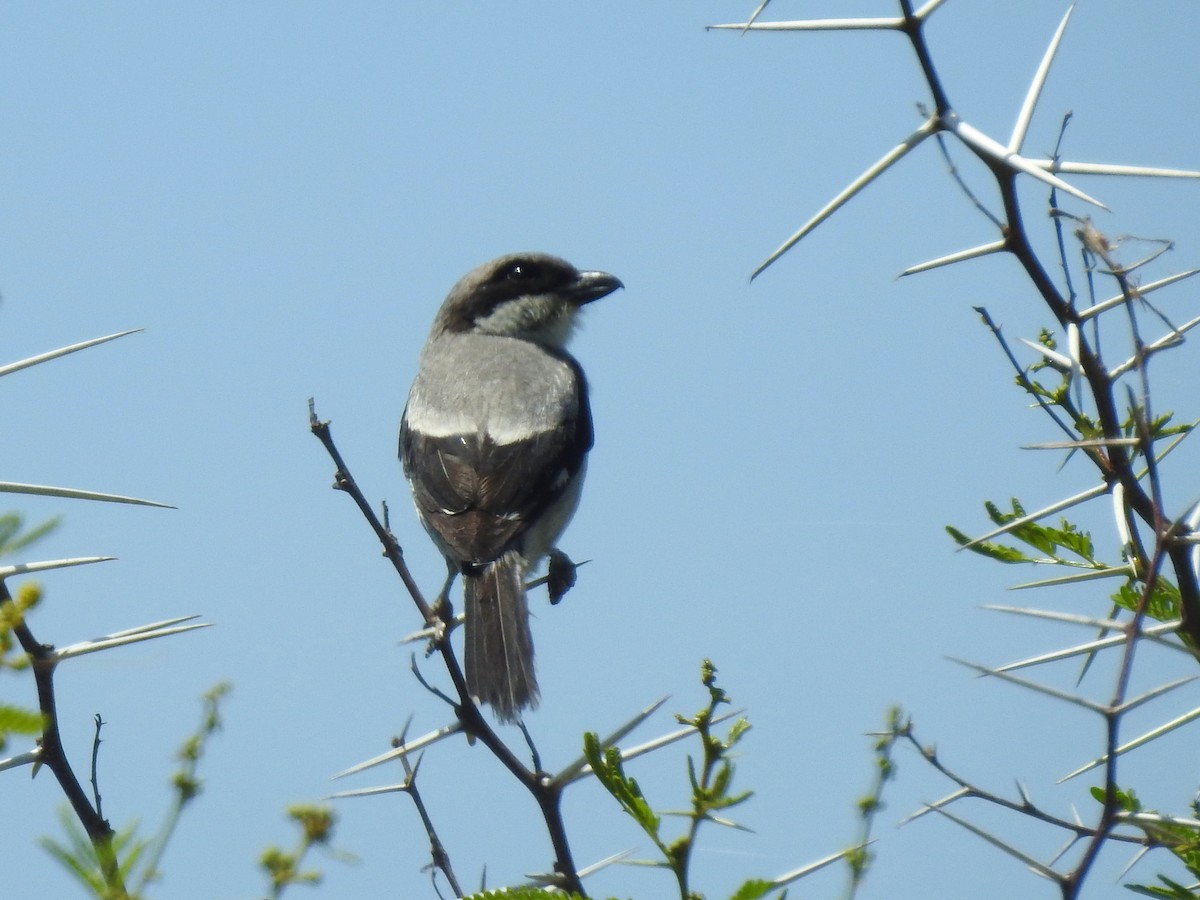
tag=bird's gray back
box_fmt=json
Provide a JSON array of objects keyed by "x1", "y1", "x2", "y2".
[{"x1": 405, "y1": 332, "x2": 581, "y2": 444}]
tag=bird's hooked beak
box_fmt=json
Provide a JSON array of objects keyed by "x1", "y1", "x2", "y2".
[{"x1": 567, "y1": 270, "x2": 624, "y2": 306}]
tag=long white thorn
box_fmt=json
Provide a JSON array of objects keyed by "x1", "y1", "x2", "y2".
[
  {"x1": 952, "y1": 116, "x2": 1108, "y2": 209},
  {"x1": 1118, "y1": 845, "x2": 1153, "y2": 880},
  {"x1": 1030, "y1": 159, "x2": 1200, "y2": 179},
  {"x1": 1060, "y1": 704, "x2": 1200, "y2": 782},
  {"x1": 0, "y1": 748, "x2": 43, "y2": 772},
  {"x1": 1117, "y1": 676, "x2": 1199, "y2": 715},
  {"x1": 1078, "y1": 268, "x2": 1200, "y2": 322},
  {"x1": 0, "y1": 481, "x2": 173, "y2": 509},
  {"x1": 1022, "y1": 438, "x2": 1140, "y2": 450},
  {"x1": 327, "y1": 782, "x2": 408, "y2": 800},
  {"x1": 993, "y1": 626, "x2": 1179, "y2": 673},
  {"x1": 1109, "y1": 313, "x2": 1200, "y2": 379},
  {"x1": 0, "y1": 329, "x2": 142, "y2": 379},
  {"x1": 1009, "y1": 563, "x2": 1134, "y2": 591},
  {"x1": 709, "y1": 17, "x2": 904, "y2": 32},
  {"x1": 769, "y1": 844, "x2": 869, "y2": 888},
  {"x1": 753, "y1": 116, "x2": 939, "y2": 278},
  {"x1": 983, "y1": 605, "x2": 1179, "y2": 633},
  {"x1": 913, "y1": 0, "x2": 950, "y2": 20},
  {"x1": 1112, "y1": 482, "x2": 1134, "y2": 558},
  {"x1": 959, "y1": 427, "x2": 1193, "y2": 551},
  {"x1": 742, "y1": 0, "x2": 772, "y2": 33},
  {"x1": 0, "y1": 557, "x2": 115, "y2": 579},
  {"x1": 949, "y1": 657, "x2": 1106, "y2": 713},
  {"x1": 1018, "y1": 337, "x2": 1073, "y2": 369},
  {"x1": 333, "y1": 722, "x2": 463, "y2": 779},
  {"x1": 554, "y1": 696, "x2": 668, "y2": 784},
  {"x1": 53, "y1": 620, "x2": 212, "y2": 662},
  {"x1": 575, "y1": 850, "x2": 637, "y2": 879},
  {"x1": 900, "y1": 240, "x2": 1007, "y2": 277},
  {"x1": 959, "y1": 483, "x2": 1107, "y2": 550},
  {"x1": 1187, "y1": 502, "x2": 1200, "y2": 587},
  {"x1": 1009, "y1": 6, "x2": 1075, "y2": 152},
  {"x1": 931, "y1": 807, "x2": 1063, "y2": 882},
  {"x1": 899, "y1": 786, "x2": 971, "y2": 825}
]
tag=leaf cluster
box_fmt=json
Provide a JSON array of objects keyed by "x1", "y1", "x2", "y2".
[
  {"x1": 259, "y1": 804, "x2": 350, "y2": 899},
  {"x1": 583, "y1": 661, "x2": 771, "y2": 900},
  {"x1": 947, "y1": 498, "x2": 1097, "y2": 567},
  {"x1": 1088, "y1": 786, "x2": 1200, "y2": 898},
  {"x1": 38, "y1": 683, "x2": 231, "y2": 899}
]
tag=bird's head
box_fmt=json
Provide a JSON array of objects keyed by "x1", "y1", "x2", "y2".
[{"x1": 432, "y1": 252, "x2": 623, "y2": 348}]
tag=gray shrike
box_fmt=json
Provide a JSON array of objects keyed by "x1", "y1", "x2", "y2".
[{"x1": 399, "y1": 252, "x2": 622, "y2": 722}]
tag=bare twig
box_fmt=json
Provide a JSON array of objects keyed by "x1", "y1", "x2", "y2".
[
  {"x1": 90, "y1": 714, "x2": 105, "y2": 821},
  {"x1": 308, "y1": 399, "x2": 585, "y2": 894},
  {"x1": 0, "y1": 580, "x2": 124, "y2": 892}
]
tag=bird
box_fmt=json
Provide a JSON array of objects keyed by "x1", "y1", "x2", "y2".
[{"x1": 399, "y1": 252, "x2": 623, "y2": 722}]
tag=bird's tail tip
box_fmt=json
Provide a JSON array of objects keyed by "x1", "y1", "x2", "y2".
[{"x1": 463, "y1": 551, "x2": 539, "y2": 722}]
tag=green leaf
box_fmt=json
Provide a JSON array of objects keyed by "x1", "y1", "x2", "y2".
[
  {"x1": 709, "y1": 788, "x2": 754, "y2": 812},
  {"x1": 726, "y1": 717, "x2": 752, "y2": 746},
  {"x1": 1124, "y1": 874, "x2": 1198, "y2": 898},
  {"x1": 1048, "y1": 520, "x2": 1095, "y2": 562},
  {"x1": 0, "y1": 513, "x2": 60, "y2": 558},
  {"x1": 1112, "y1": 578, "x2": 1180, "y2": 621},
  {"x1": 949, "y1": 499, "x2": 1100, "y2": 566},
  {"x1": 945, "y1": 526, "x2": 1035, "y2": 563},
  {"x1": 710, "y1": 761, "x2": 732, "y2": 799},
  {"x1": 0, "y1": 703, "x2": 45, "y2": 736},
  {"x1": 729, "y1": 878, "x2": 776, "y2": 900},
  {"x1": 985, "y1": 498, "x2": 1026, "y2": 523},
  {"x1": 1089, "y1": 784, "x2": 1140, "y2": 813},
  {"x1": 583, "y1": 732, "x2": 661, "y2": 839},
  {"x1": 39, "y1": 807, "x2": 112, "y2": 894}
]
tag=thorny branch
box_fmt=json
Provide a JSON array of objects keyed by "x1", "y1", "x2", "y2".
[
  {"x1": 0, "y1": 580, "x2": 124, "y2": 892},
  {"x1": 719, "y1": 0, "x2": 1200, "y2": 895},
  {"x1": 912, "y1": 12, "x2": 1195, "y2": 900},
  {"x1": 308, "y1": 400, "x2": 585, "y2": 896},
  {"x1": 916, "y1": 25, "x2": 1194, "y2": 900}
]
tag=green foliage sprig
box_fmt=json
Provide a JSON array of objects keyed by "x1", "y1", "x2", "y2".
[
  {"x1": 259, "y1": 804, "x2": 350, "y2": 899},
  {"x1": 584, "y1": 661, "x2": 766, "y2": 900},
  {"x1": 39, "y1": 683, "x2": 231, "y2": 899}
]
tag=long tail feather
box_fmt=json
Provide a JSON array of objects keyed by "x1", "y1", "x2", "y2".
[{"x1": 464, "y1": 550, "x2": 538, "y2": 722}]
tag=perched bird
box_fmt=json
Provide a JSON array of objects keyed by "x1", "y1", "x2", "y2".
[{"x1": 399, "y1": 252, "x2": 622, "y2": 722}]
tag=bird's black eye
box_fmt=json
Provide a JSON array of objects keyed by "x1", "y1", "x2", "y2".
[{"x1": 505, "y1": 261, "x2": 541, "y2": 283}]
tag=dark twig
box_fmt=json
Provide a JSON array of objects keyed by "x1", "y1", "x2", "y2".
[
  {"x1": 898, "y1": 0, "x2": 951, "y2": 116},
  {"x1": 1049, "y1": 114, "x2": 1079, "y2": 313},
  {"x1": 90, "y1": 713, "x2": 105, "y2": 820},
  {"x1": 308, "y1": 399, "x2": 434, "y2": 626},
  {"x1": 973, "y1": 306, "x2": 1082, "y2": 445},
  {"x1": 0, "y1": 580, "x2": 124, "y2": 892},
  {"x1": 391, "y1": 718, "x2": 462, "y2": 899},
  {"x1": 308, "y1": 399, "x2": 585, "y2": 894},
  {"x1": 409, "y1": 654, "x2": 458, "y2": 709},
  {"x1": 903, "y1": 728, "x2": 1146, "y2": 848},
  {"x1": 929, "y1": 122, "x2": 1003, "y2": 230}
]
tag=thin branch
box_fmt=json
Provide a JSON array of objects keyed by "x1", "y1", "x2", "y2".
[
  {"x1": 90, "y1": 714, "x2": 105, "y2": 820},
  {"x1": 309, "y1": 399, "x2": 585, "y2": 893},
  {"x1": 1, "y1": 580, "x2": 124, "y2": 891}
]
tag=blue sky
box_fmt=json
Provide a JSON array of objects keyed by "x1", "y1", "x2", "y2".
[{"x1": 2, "y1": 3, "x2": 1199, "y2": 898}]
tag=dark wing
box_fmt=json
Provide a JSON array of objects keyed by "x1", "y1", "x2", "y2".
[{"x1": 400, "y1": 386, "x2": 591, "y2": 570}]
